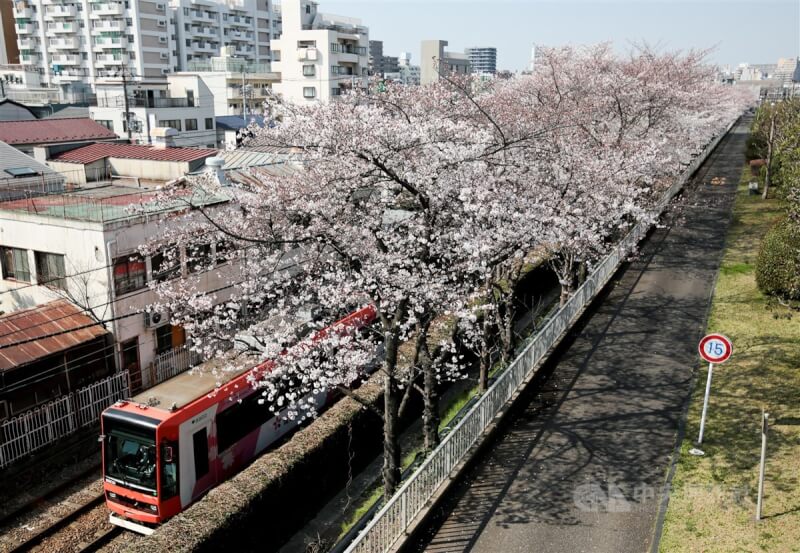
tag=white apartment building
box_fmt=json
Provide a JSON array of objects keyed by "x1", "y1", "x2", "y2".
[
  {"x1": 270, "y1": 0, "x2": 368, "y2": 104},
  {"x1": 465, "y1": 46, "x2": 496, "y2": 76},
  {"x1": 0, "y1": 179, "x2": 234, "y2": 392},
  {"x1": 178, "y1": 46, "x2": 279, "y2": 117},
  {"x1": 90, "y1": 73, "x2": 217, "y2": 146},
  {"x1": 12, "y1": 0, "x2": 175, "y2": 94},
  {"x1": 420, "y1": 40, "x2": 470, "y2": 85},
  {"x1": 171, "y1": 0, "x2": 276, "y2": 72}
]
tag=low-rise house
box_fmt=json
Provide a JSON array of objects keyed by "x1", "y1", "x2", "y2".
[
  {"x1": 46, "y1": 142, "x2": 218, "y2": 185},
  {"x1": 0, "y1": 181, "x2": 233, "y2": 393},
  {"x1": 0, "y1": 117, "x2": 117, "y2": 155},
  {"x1": 0, "y1": 299, "x2": 113, "y2": 420},
  {"x1": 90, "y1": 75, "x2": 217, "y2": 148}
]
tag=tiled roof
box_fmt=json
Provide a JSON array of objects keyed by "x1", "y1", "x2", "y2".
[
  {"x1": 0, "y1": 299, "x2": 109, "y2": 372},
  {"x1": 51, "y1": 142, "x2": 218, "y2": 164},
  {"x1": 0, "y1": 118, "x2": 118, "y2": 145}
]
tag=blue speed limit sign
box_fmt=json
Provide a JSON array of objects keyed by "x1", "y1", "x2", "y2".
[{"x1": 698, "y1": 334, "x2": 733, "y2": 364}]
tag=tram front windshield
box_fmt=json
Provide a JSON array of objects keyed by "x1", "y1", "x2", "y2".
[{"x1": 103, "y1": 415, "x2": 157, "y2": 496}]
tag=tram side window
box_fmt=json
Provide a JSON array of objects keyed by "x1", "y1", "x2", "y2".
[
  {"x1": 216, "y1": 392, "x2": 274, "y2": 452},
  {"x1": 193, "y1": 428, "x2": 209, "y2": 478}
]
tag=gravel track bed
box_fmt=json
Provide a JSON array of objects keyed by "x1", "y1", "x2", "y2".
[{"x1": 0, "y1": 477, "x2": 103, "y2": 553}]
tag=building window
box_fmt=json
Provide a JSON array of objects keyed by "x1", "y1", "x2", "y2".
[
  {"x1": 187, "y1": 243, "x2": 212, "y2": 273},
  {"x1": 185, "y1": 118, "x2": 198, "y2": 131},
  {"x1": 330, "y1": 42, "x2": 340, "y2": 53},
  {"x1": 113, "y1": 254, "x2": 146, "y2": 295},
  {"x1": 205, "y1": 117, "x2": 213, "y2": 130},
  {"x1": 34, "y1": 251, "x2": 66, "y2": 290},
  {"x1": 0, "y1": 247, "x2": 31, "y2": 282},
  {"x1": 155, "y1": 324, "x2": 174, "y2": 354},
  {"x1": 302, "y1": 64, "x2": 315, "y2": 76},
  {"x1": 95, "y1": 119, "x2": 114, "y2": 131},
  {"x1": 303, "y1": 87, "x2": 316, "y2": 99},
  {"x1": 159, "y1": 119, "x2": 181, "y2": 131},
  {"x1": 151, "y1": 247, "x2": 181, "y2": 282}
]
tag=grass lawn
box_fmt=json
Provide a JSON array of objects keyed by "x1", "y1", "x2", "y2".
[{"x1": 659, "y1": 169, "x2": 800, "y2": 552}]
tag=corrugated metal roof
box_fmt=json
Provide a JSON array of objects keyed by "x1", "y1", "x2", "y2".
[
  {"x1": 51, "y1": 143, "x2": 218, "y2": 164},
  {"x1": 0, "y1": 118, "x2": 118, "y2": 145},
  {"x1": 0, "y1": 299, "x2": 109, "y2": 372},
  {"x1": 0, "y1": 141, "x2": 59, "y2": 177}
]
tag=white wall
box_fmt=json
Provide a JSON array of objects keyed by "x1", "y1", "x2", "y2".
[{"x1": 0, "y1": 205, "x2": 240, "y2": 389}]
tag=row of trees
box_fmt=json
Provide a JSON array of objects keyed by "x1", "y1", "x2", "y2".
[
  {"x1": 148, "y1": 45, "x2": 749, "y2": 497},
  {"x1": 753, "y1": 98, "x2": 800, "y2": 302}
]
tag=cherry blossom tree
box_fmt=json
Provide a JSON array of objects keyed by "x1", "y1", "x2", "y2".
[{"x1": 143, "y1": 43, "x2": 749, "y2": 498}]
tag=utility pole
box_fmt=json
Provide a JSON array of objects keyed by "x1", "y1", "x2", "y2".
[
  {"x1": 122, "y1": 71, "x2": 132, "y2": 142},
  {"x1": 242, "y1": 67, "x2": 247, "y2": 125}
]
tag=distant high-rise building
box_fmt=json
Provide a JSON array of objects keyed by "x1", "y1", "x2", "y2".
[
  {"x1": 465, "y1": 46, "x2": 496, "y2": 75},
  {"x1": 11, "y1": 0, "x2": 276, "y2": 93},
  {"x1": 271, "y1": 0, "x2": 369, "y2": 103},
  {"x1": 774, "y1": 57, "x2": 800, "y2": 84},
  {"x1": 369, "y1": 40, "x2": 398, "y2": 76},
  {"x1": 420, "y1": 40, "x2": 470, "y2": 85}
]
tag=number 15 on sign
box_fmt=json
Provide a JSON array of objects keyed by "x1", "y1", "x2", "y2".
[{"x1": 690, "y1": 334, "x2": 733, "y2": 456}]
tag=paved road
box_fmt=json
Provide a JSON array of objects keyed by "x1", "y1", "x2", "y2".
[{"x1": 403, "y1": 118, "x2": 750, "y2": 553}]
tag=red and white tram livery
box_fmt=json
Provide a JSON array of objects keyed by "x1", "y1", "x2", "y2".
[{"x1": 101, "y1": 306, "x2": 375, "y2": 534}]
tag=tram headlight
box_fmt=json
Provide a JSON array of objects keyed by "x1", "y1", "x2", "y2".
[
  {"x1": 108, "y1": 492, "x2": 117, "y2": 499},
  {"x1": 149, "y1": 504, "x2": 158, "y2": 513}
]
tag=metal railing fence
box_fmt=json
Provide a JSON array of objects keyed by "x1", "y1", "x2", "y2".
[
  {"x1": 343, "y1": 116, "x2": 738, "y2": 553},
  {"x1": 0, "y1": 370, "x2": 129, "y2": 469},
  {"x1": 151, "y1": 344, "x2": 202, "y2": 386}
]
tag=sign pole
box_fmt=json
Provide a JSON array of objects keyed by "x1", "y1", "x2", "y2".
[
  {"x1": 756, "y1": 411, "x2": 769, "y2": 521},
  {"x1": 697, "y1": 362, "x2": 714, "y2": 445}
]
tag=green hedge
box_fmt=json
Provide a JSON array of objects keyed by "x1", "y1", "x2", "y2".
[{"x1": 755, "y1": 217, "x2": 800, "y2": 300}]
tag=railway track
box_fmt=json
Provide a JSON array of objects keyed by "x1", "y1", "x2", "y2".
[{"x1": 0, "y1": 476, "x2": 131, "y2": 553}]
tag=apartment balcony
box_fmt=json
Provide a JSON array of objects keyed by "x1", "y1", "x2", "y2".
[
  {"x1": 16, "y1": 23, "x2": 35, "y2": 34},
  {"x1": 13, "y1": 4, "x2": 33, "y2": 18},
  {"x1": 93, "y1": 36, "x2": 128, "y2": 49},
  {"x1": 18, "y1": 37, "x2": 36, "y2": 49},
  {"x1": 91, "y1": 21, "x2": 125, "y2": 34},
  {"x1": 191, "y1": 41, "x2": 218, "y2": 53},
  {"x1": 191, "y1": 26, "x2": 217, "y2": 37},
  {"x1": 45, "y1": 5, "x2": 77, "y2": 17},
  {"x1": 47, "y1": 23, "x2": 76, "y2": 34},
  {"x1": 90, "y1": 2, "x2": 125, "y2": 17},
  {"x1": 53, "y1": 70, "x2": 86, "y2": 82},
  {"x1": 227, "y1": 17, "x2": 250, "y2": 27},
  {"x1": 50, "y1": 36, "x2": 81, "y2": 49},
  {"x1": 95, "y1": 54, "x2": 128, "y2": 66},
  {"x1": 51, "y1": 54, "x2": 81, "y2": 65},
  {"x1": 19, "y1": 53, "x2": 39, "y2": 64},
  {"x1": 336, "y1": 52, "x2": 359, "y2": 64}
]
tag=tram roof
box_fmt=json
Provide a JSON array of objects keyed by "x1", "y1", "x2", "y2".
[{"x1": 131, "y1": 355, "x2": 258, "y2": 411}]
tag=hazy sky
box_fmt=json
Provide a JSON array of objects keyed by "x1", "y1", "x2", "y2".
[{"x1": 319, "y1": 0, "x2": 800, "y2": 71}]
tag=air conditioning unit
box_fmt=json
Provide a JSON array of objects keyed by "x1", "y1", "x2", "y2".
[
  {"x1": 160, "y1": 52, "x2": 168, "y2": 59},
  {"x1": 158, "y1": 36, "x2": 167, "y2": 43},
  {"x1": 144, "y1": 310, "x2": 169, "y2": 329},
  {"x1": 156, "y1": 3, "x2": 165, "y2": 10},
  {"x1": 157, "y1": 19, "x2": 166, "y2": 27},
  {"x1": 161, "y1": 68, "x2": 170, "y2": 74}
]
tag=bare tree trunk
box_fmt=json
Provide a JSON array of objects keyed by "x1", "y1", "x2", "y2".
[
  {"x1": 422, "y1": 348, "x2": 440, "y2": 452},
  {"x1": 382, "y1": 328, "x2": 402, "y2": 498}
]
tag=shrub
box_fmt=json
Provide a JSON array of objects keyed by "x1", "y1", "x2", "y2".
[{"x1": 755, "y1": 217, "x2": 800, "y2": 300}]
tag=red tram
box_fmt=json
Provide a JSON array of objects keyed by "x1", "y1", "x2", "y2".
[{"x1": 100, "y1": 306, "x2": 376, "y2": 534}]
